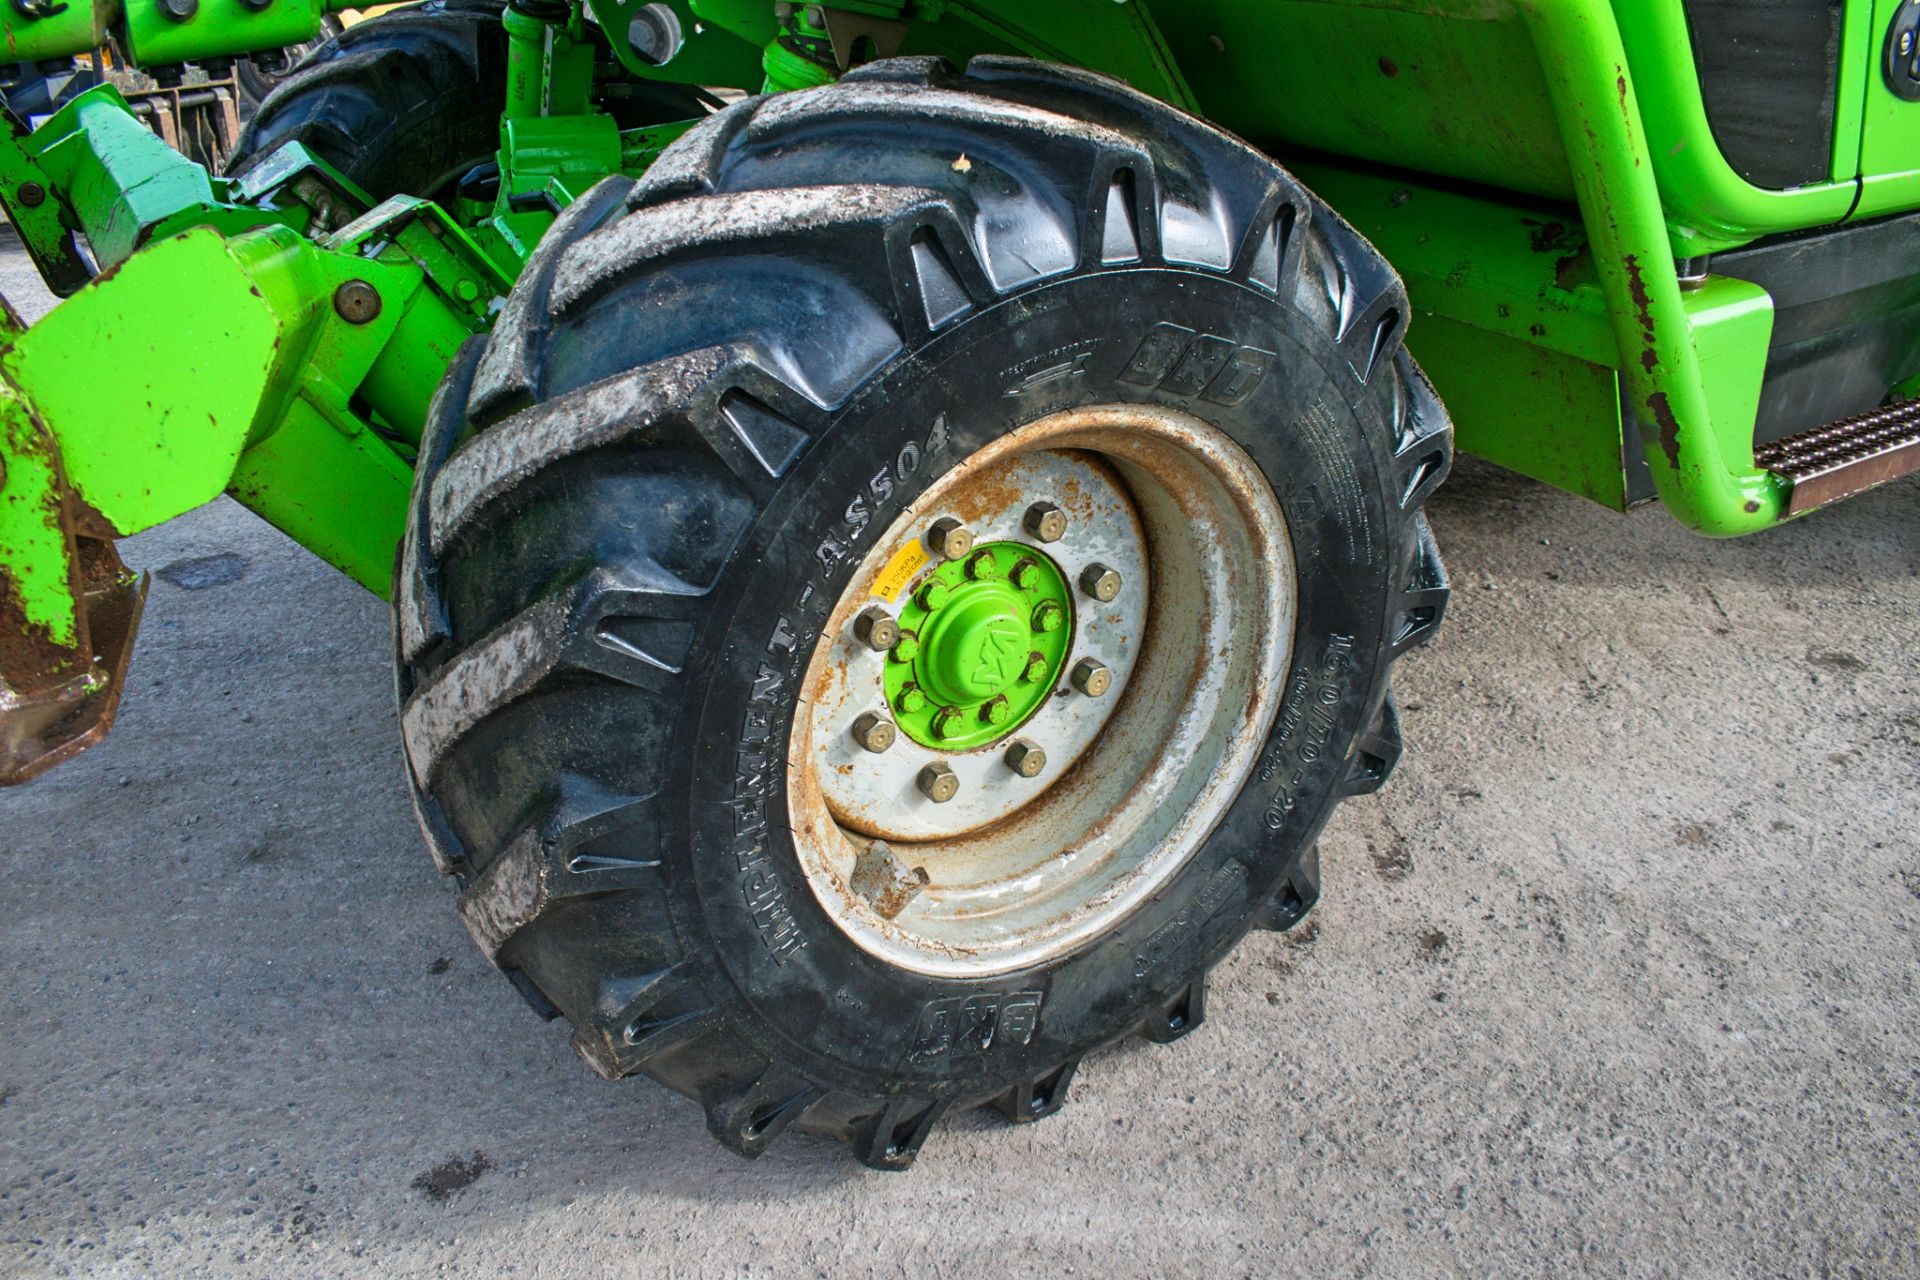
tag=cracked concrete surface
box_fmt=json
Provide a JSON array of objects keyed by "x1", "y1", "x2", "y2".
[{"x1": 2, "y1": 244, "x2": 1917, "y2": 1277}]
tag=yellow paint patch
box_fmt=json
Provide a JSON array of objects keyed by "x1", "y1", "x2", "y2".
[{"x1": 871, "y1": 538, "x2": 929, "y2": 602}]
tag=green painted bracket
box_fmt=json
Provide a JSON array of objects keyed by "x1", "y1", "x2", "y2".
[
  {"x1": 0, "y1": 0, "x2": 105, "y2": 65},
  {"x1": 27, "y1": 84, "x2": 303, "y2": 270},
  {"x1": 0, "y1": 118, "x2": 93, "y2": 297},
  {"x1": 122, "y1": 0, "x2": 330, "y2": 66}
]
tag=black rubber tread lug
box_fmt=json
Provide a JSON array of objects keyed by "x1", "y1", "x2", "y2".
[
  {"x1": 436, "y1": 345, "x2": 824, "y2": 555},
  {"x1": 836, "y1": 54, "x2": 950, "y2": 86},
  {"x1": 549, "y1": 182, "x2": 953, "y2": 318},
  {"x1": 1339, "y1": 691, "x2": 1403, "y2": 797},
  {"x1": 1140, "y1": 974, "x2": 1209, "y2": 1045},
  {"x1": 400, "y1": 561, "x2": 706, "y2": 787},
  {"x1": 1255, "y1": 845, "x2": 1322, "y2": 932},
  {"x1": 627, "y1": 93, "x2": 766, "y2": 210},
  {"x1": 456, "y1": 774, "x2": 664, "y2": 958},
  {"x1": 882, "y1": 210, "x2": 998, "y2": 342},
  {"x1": 469, "y1": 175, "x2": 638, "y2": 425},
  {"x1": 854, "y1": 1098, "x2": 950, "y2": 1171},
  {"x1": 398, "y1": 334, "x2": 484, "y2": 671},
  {"x1": 406, "y1": 779, "x2": 471, "y2": 877},
  {"x1": 1319, "y1": 211, "x2": 1411, "y2": 386},
  {"x1": 1231, "y1": 182, "x2": 1310, "y2": 297},
  {"x1": 993, "y1": 1059, "x2": 1079, "y2": 1124},
  {"x1": 1391, "y1": 353, "x2": 1453, "y2": 510},
  {"x1": 706, "y1": 1069, "x2": 826, "y2": 1159},
  {"x1": 570, "y1": 963, "x2": 715, "y2": 1080},
  {"x1": 1390, "y1": 516, "x2": 1450, "y2": 659}
]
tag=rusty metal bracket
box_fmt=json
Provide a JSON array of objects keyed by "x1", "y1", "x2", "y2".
[
  {"x1": 819, "y1": 7, "x2": 907, "y2": 71},
  {"x1": 0, "y1": 386, "x2": 147, "y2": 784}
]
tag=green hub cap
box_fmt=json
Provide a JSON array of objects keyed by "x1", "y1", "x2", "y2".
[{"x1": 887, "y1": 540, "x2": 1071, "y2": 749}]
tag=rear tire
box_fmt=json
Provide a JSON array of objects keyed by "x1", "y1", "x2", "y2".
[
  {"x1": 234, "y1": 17, "x2": 343, "y2": 112},
  {"x1": 226, "y1": 0, "x2": 708, "y2": 202},
  {"x1": 227, "y1": 0, "x2": 511, "y2": 201},
  {"x1": 396, "y1": 57, "x2": 1452, "y2": 1169}
]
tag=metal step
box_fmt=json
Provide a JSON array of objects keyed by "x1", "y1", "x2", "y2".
[{"x1": 1754, "y1": 399, "x2": 1920, "y2": 515}]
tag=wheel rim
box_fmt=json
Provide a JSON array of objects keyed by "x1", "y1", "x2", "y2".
[{"x1": 789, "y1": 404, "x2": 1296, "y2": 976}]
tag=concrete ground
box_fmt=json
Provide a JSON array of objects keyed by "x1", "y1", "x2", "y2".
[{"x1": 1, "y1": 242, "x2": 1918, "y2": 1279}]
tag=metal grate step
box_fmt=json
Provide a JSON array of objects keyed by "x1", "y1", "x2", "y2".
[{"x1": 1754, "y1": 399, "x2": 1920, "y2": 515}]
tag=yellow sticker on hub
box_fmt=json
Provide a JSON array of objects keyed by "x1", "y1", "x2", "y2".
[{"x1": 871, "y1": 538, "x2": 930, "y2": 602}]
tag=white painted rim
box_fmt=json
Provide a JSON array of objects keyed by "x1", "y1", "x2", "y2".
[{"x1": 788, "y1": 404, "x2": 1296, "y2": 977}]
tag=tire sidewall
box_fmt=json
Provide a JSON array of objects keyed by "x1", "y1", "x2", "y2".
[{"x1": 668, "y1": 265, "x2": 1403, "y2": 1100}]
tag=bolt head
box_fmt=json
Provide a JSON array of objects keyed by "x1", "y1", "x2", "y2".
[
  {"x1": 896, "y1": 683, "x2": 927, "y2": 714},
  {"x1": 964, "y1": 549, "x2": 1000, "y2": 580},
  {"x1": 1024, "y1": 502, "x2": 1067, "y2": 543},
  {"x1": 853, "y1": 605, "x2": 900, "y2": 652},
  {"x1": 932, "y1": 705, "x2": 964, "y2": 739},
  {"x1": 1004, "y1": 739, "x2": 1047, "y2": 778},
  {"x1": 1011, "y1": 557, "x2": 1042, "y2": 589},
  {"x1": 917, "y1": 762, "x2": 959, "y2": 803},
  {"x1": 157, "y1": 0, "x2": 198, "y2": 19},
  {"x1": 918, "y1": 579, "x2": 951, "y2": 611},
  {"x1": 332, "y1": 279, "x2": 382, "y2": 324},
  {"x1": 890, "y1": 630, "x2": 920, "y2": 662},
  {"x1": 1021, "y1": 651, "x2": 1049, "y2": 683},
  {"x1": 850, "y1": 711, "x2": 896, "y2": 754},
  {"x1": 927, "y1": 517, "x2": 974, "y2": 560},
  {"x1": 980, "y1": 695, "x2": 1011, "y2": 726},
  {"x1": 15, "y1": 181, "x2": 45, "y2": 208},
  {"x1": 1079, "y1": 562, "x2": 1122, "y2": 602},
  {"x1": 1070, "y1": 657, "x2": 1112, "y2": 697},
  {"x1": 1032, "y1": 601, "x2": 1065, "y2": 633}
]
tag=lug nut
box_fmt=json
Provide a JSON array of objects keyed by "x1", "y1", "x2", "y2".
[
  {"x1": 891, "y1": 630, "x2": 920, "y2": 662},
  {"x1": 850, "y1": 711, "x2": 896, "y2": 754},
  {"x1": 964, "y1": 549, "x2": 1000, "y2": 580},
  {"x1": 1021, "y1": 651, "x2": 1049, "y2": 683},
  {"x1": 932, "y1": 705, "x2": 965, "y2": 739},
  {"x1": 927, "y1": 517, "x2": 974, "y2": 560},
  {"x1": 1070, "y1": 657, "x2": 1112, "y2": 697},
  {"x1": 980, "y1": 695, "x2": 1011, "y2": 726},
  {"x1": 1004, "y1": 739, "x2": 1047, "y2": 778},
  {"x1": 1011, "y1": 557, "x2": 1042, "y2": 589},
  {"x1": 1079, "y1": 562, "x2": 1122, "y2": 602},
  {"x1": 918, "y1": 579, "x2": 951, "y2": 611},
  {"x1": 1032, "y1": 601, "x2": 1065, "y2": 633},
  {"x1": 853, "y1": 605, "x2": 900, "y2": 652},
  {"x1": 917, "y1": 761, "x2": 959, "y2": 803},
  {"x1": 896, "y1": 683, "x2": 927, "y2": 714},
  {"x1": 1024, "y1": 501, "x2": 1067, "y2": 543}
]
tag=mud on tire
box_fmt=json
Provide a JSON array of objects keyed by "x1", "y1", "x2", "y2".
[{"x1": 395, "y1": 56, "x2": 1451, "y2": 1169}]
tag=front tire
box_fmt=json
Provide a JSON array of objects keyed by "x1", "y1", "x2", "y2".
[{"x1": 396, "y1": 57, "x2": 1451, "y2": 1168}]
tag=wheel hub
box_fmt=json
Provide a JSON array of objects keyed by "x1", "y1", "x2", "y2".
[{"x1": 888, "y1": 542, "x2": 1071, "y2": 749}]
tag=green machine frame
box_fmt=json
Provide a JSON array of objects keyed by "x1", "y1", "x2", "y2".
[{"x1": 0, "y1": 0, "x2": 1914, "y2": 780}]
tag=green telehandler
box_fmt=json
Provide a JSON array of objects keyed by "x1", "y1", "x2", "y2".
[{"x1": 0, "y1": 0, "x2": 1913, "y2": 1167}]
